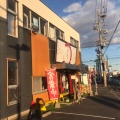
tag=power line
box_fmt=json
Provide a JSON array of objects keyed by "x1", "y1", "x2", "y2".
[
  {"x1": 100, "y1": 0, "x2": 102, "y2": 8},
  {"x1": 108, "y1": 57, "x2": 120, "y2": 59},
  {"x1": 104, "y1": 0, "x2": 108, "y2": 12},
  {"x1": 95, "y1": 0, "x2": 98, "y2": 22},
  {"x1": 104, "y1": 20, "x2": 120, "y2": 54},
  {"x1": 83, "y1": 56, "x2": 120, "y2": 64},
  {"x1": 83, "y1": 60, "x2": 95, "y2": 63},
  {"x1": 104, "y1": 0, "x2": 118, "y2": 54},
  {"x1": 111, "y1": 0, "x2": 118, "y2": 34},
  {"x1": 105, "y1": 0, "x2": 108, "y2": 12}
]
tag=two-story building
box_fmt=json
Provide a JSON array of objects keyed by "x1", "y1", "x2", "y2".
[{"x1": 0, "y1": 0, "x2": 81, "y2": 119}]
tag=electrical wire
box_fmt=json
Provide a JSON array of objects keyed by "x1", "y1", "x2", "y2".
[
  {"x1": 104, "y1": 20, "x2": 120, "y2": 54},
  {"x1": 103, "y1": 0, "x2": 119, "y2": 54},
  {"x1": 105, "y1": 0, "x2": 108, "y2": 12},
  {"x1": 101, "y1": 0, "x2": 102, "y2": 9},
  {"x1": 83, "y1": 56, "x2": 120, "y2": 63},
  {"x1": 111, "y1": 0, "x2": 118, "y2": 33},
  {"x1": 103, "y1": 0, "x2": 107, "y2": 12},
  {"x1": 104, "y1": 0, "x2": 106, "y2": 9},
  {"x1": 95, "y1": 0, "x2": 98, "y2": 22},
  {"x1": 81, "y1": 41, "x2": 98, "y2": 46},
  {"x1": 108, "y1": 57, "x2": 120, "y2": 60}
]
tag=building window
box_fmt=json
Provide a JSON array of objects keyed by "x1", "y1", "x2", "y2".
[
  {"x1": 75, "y1": 40, "x2": 78, "y2": 48},
  {"x1": 23, "y1": 13, "x2": 28, "y2": 28},
  {"x1": 70, "y1": 37, "x2": 78, "y2": 48},
  {"x1": 49, "y1": 24, "x2": 56, "y2": 41},
  {"x1": 7, "y1": 59, "x2": 19, "y2": 105},
  {"x1": 49, "y1": 40, "x2": 56, "y2": 64},
  {"x1": 56, "y1": 28, "x2": 64, "y2": 40},
  {"x1": 40, "y1": 18, "x2": 47, "y2": 36},
  {"x1": 33, "y1": 77, "x2": 47, "y2": 94},
  {"x1": 7, "y1": 0, "x2": 18, "y2": 37},
  {"x1": 60, "y1": 31, "x2": 64, "y2": 39},
  {"x1": 23, "y1": 6, "x2": 30, "y2": 28},
  {"x1": 32, "y1": 12, "x2": 39, "y2": 32},
  {"x1": 70, "y1": 37, "x2": 74, "y2": 45}
]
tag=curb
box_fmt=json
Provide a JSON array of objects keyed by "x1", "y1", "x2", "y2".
[
  {"x1": 42, "y1": 111, "x2": 52, "y2": 117},
  {"x1": 42, "y1": 102, "x2": 73, "y2": 117}
]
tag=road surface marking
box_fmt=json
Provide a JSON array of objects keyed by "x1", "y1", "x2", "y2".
[
  {"x1": 109, "y1": 90, "x2": 120, "y2": 100},
  {"x1": 53, "y1": 111, "x2": 115, "y2": 119}
]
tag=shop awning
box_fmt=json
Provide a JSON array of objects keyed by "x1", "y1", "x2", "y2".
[{"x1": 51, "y1": 62, "x2": 82, "y2": 71}]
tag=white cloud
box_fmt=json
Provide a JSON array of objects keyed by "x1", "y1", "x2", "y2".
[
  {"x1": 63, "y1": 3, "x2": 82, "y2": 13},
  {"x1": 62, "y1": 0, "x2": 120, "y2": 48},
  {"x1": 111, "y1": 37, "x2": 120, "y2": 44},
  {"x1": 82, "y1": 35, "x2": 88, "y2": 39}
]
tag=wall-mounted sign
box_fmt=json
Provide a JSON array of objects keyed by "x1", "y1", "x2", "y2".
[{"x1": 56, "y1": 39, "x2": 76, "y2": 64}]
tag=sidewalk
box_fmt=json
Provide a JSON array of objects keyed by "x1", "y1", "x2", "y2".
[{"x1": 42, "y1": 83, "x2": 120, "y2": 120}]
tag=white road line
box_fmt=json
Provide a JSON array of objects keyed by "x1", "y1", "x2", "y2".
[
  {"x1": 53, "y1": 112, "x2": 115, "y2": 119},
  {"x1": 109, "y1": 90, "x2": 120, "y2": 100}
]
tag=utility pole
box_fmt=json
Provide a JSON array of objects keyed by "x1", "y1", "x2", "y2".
[
  {"x1": 93, "y1": 8, "x2": 108, "y2": 87},
  {"x1": 96, "y1": 48, "x2": 101, "y2": 82},
  {"x1": 97, "y1": 10, "x2": 107, "y2": 87},
  {"x1": 106, "y1": 55, "x2": 109, "y2": 73},
  {"x1": 94, "y1": 65, "x2": 98, "y2": 95}
]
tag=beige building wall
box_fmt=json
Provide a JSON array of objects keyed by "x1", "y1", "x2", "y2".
[
  {"x1": 0, "y1": 0, "x2": 81, "y2": 51},
  {"x1": 0, "y1": 0, "x2": 7, "y2": 19}
]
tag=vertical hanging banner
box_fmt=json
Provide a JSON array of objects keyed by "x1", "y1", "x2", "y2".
[{"x1": 46, "y1": 69, "x2": 58, "y2": 100}]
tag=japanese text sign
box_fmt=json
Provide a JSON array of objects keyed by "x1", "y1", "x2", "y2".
[{"x1": 46, "y1": 69, "x2": 58, "y2": 100}]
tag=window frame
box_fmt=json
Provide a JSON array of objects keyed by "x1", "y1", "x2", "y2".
[
  {"x1": 23, "y1": 6, "x2": 31, "y2": 29},
  {"x1": 7, "y1": 0, "x2": 18, "y2": 37},
  {"x1": 70, "y1": 37, "x2": 78, "y2": 48},
  {"x1": 70, "y1": 37, "x2": 74, "y2": 45},
  {"x1": 32, "y1": 76, "x2": 47, "y2": 94},
  {"x1": 23, "y1": 13, "x2": 29, "y2": 28},
  {"x1": 49, "y1": 23, "x2": 56, "y2": 41},
  {"x1": 60, "y1": 31, "x2": 64, "y2": 40},
  {"x1": 56, "y1": 28, "x2": 64, "y2": 40},
  {"x1": 32, "y1": 12, "x2": 39, "y2": 32},
  {"x1": 7, "y1": 58, "x2": 19, "y2": 105},
  {"x1": 23, "y1": 6, "x2": 48, "y2": 36},
  {"x1": 40, "y1": 18, "x2": 48, "y2": 36},
  {"x1": 49, "y1": 39, "x2": 56, "y2": 64}
]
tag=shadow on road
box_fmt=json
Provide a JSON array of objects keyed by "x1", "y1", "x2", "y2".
[
  {"x1": 89, "y1": 95, "x2": 120, "y2": 110},
  {"x1": 108, "y1": 85, "x2": 120, "y2": 92}
]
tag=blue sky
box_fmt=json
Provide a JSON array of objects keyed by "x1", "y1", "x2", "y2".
[{"x1": 41, "y1": 0, "x2": 120, "y2": 71}]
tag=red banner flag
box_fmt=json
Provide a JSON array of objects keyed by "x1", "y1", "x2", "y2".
[{"x1": 46, "y1": 69, "x2": 58, "y2": 100}]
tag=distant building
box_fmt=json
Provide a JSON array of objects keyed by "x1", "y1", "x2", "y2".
[
  {"x1": 0, "y1": 0, "x2": 81, "y2": 119},
  {"x1": 81, "y1": 64, "x2": 88, "y2": 74},
  {"x1": 112, "y1": 70, "x2": 118, "y2": 77}
]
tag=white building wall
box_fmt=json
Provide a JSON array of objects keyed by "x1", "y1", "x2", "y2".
[{"x1": 0, "y1": 0, "x2": 81, "y2": 51}]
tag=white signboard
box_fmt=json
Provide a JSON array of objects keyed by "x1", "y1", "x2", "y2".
[
  {"x1": 81, "y1": 74, "x2": 88, "y2": 86},
  {"x1": 56, "y1": 39, "x2": 76, "y2": 64}
]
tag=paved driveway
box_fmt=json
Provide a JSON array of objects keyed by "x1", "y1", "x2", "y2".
[{"x1": 43, "y1": 85, "x2": 120, "y2": 120}]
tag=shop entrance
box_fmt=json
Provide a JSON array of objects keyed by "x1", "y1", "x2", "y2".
[{"x1": 59, "y1": 73, "x2": 69, "y2": 94}]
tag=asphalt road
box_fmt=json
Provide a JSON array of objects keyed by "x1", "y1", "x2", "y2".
[{"x1": 42, "y1": 84, "x2": 120, "y2": 120}]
